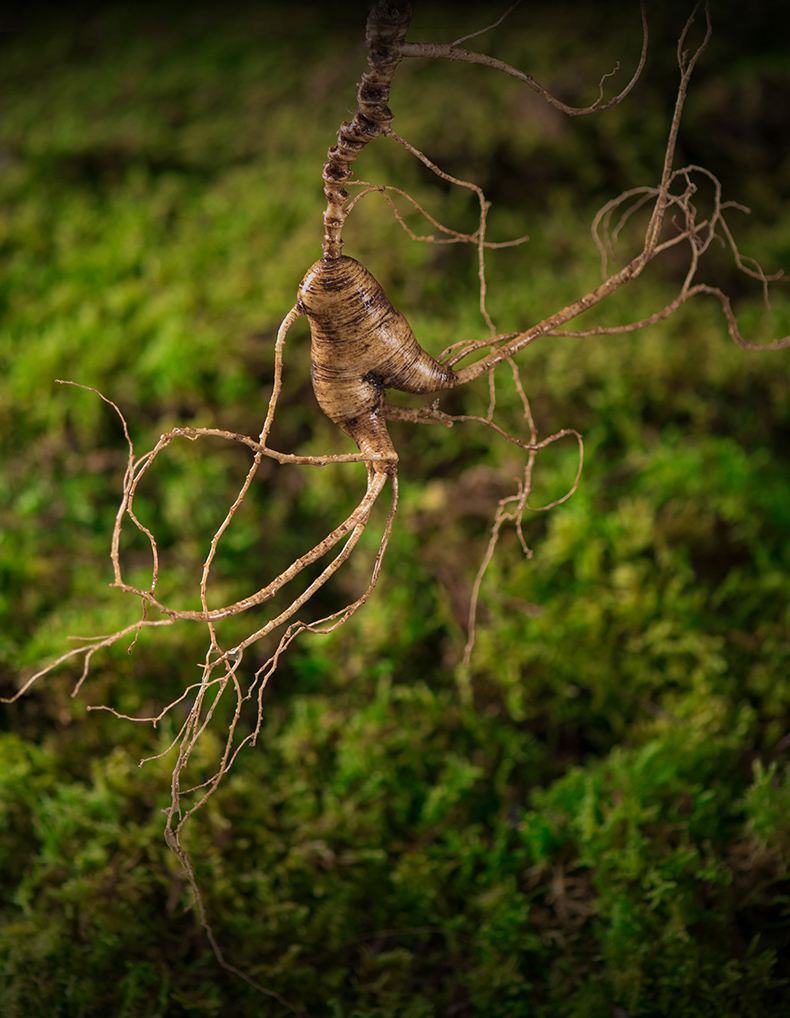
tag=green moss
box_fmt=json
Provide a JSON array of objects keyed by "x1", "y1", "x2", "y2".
[{"x1": 1, "y1": 1, "x2": 789, "y2": 1015}]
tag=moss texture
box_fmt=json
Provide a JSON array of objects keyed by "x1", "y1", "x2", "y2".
[{"x1": 1, "y1": 2, "x2": 789, "y2": 1015}]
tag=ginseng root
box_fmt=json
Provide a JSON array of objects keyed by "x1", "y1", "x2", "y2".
[{"x1": 9, "y1": 0, "x2": 789, "y2": 843}]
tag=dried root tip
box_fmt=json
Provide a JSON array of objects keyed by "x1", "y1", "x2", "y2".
[{"x1": 299, "y1": 256, "x2": 456, "y2": 461}]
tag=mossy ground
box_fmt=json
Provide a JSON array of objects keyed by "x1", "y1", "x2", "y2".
[{"x1": 1, "y1": 2, "x2": 789, "y2": 1015}]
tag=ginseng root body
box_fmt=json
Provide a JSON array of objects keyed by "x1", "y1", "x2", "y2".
[{"x1": 298, "y1": 256, "x2": 457, "y2": 463}]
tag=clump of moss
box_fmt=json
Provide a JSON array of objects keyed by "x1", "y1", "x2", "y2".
[{"x1": 1, "y1": 2, "x2": 788, "y2": 1016}]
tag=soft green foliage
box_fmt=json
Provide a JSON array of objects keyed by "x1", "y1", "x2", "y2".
[{"x1": 1, "y1": 1, "x2": 789, "y2": 1016}]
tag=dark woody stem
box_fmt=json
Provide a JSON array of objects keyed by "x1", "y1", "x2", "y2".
[{"x1": 322, "y1": 2, "x2": 413, "y2": 259}]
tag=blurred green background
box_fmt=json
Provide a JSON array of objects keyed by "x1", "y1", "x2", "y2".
[{"x1": 1, "y1": 1, "x2": 789, "y2": 1015}]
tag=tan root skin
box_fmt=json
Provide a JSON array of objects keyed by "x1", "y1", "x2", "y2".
[{"x1": 299, "y1": 256, "x2": 457, "y2": 465}]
